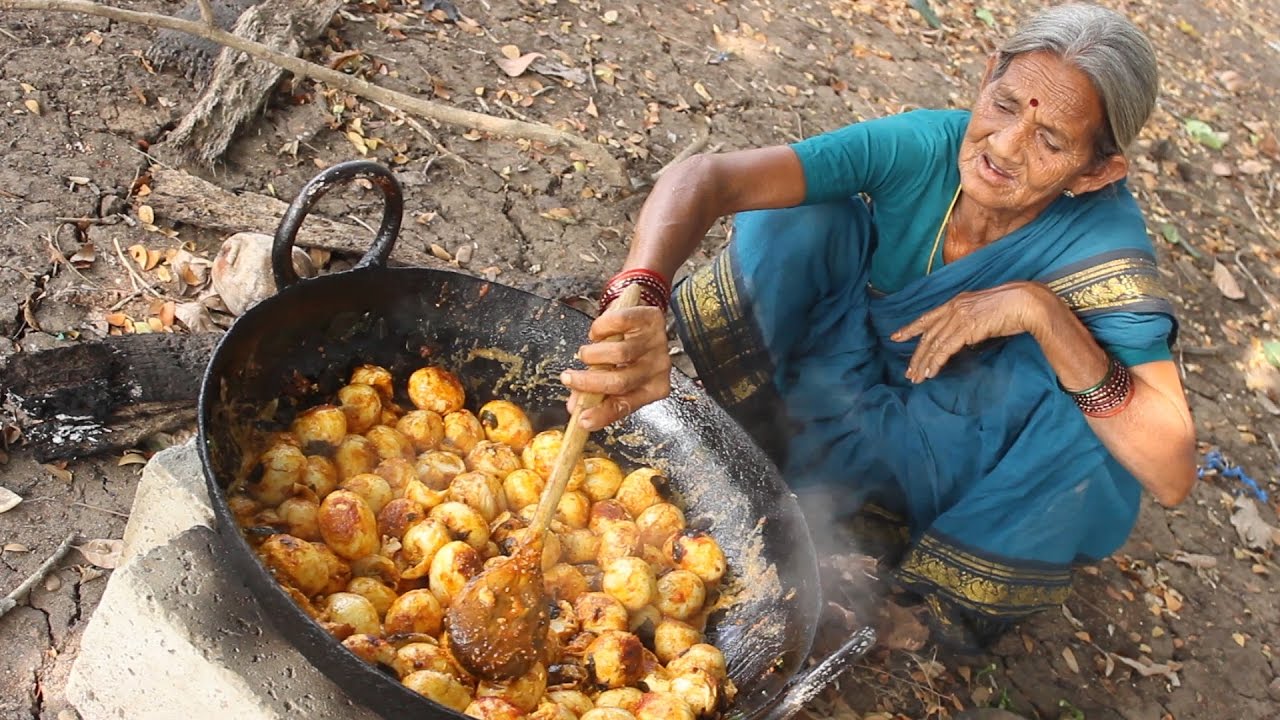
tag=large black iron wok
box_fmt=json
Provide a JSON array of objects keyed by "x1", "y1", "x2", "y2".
[{"x1": 197, "y1": 161, "x2": 874, "y2": 720}]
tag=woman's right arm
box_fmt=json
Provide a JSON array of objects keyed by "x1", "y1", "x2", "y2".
[
  {"x1": 561, "y1": 146, "x2": 808, "y2": 430},
  {"x1": 620, "y1": 146, "x2": 808, "y2": 282}
]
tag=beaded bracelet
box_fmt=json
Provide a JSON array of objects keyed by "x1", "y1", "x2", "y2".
[
  {"x1": 1058, "y1": 356, "x2": 1134, "y2": 418},
  {"x1": 599, "y1": 268, "x2": 671, "y2": 314}
]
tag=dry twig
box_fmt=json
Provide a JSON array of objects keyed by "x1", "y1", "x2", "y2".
[
  {"x1": 650, "y1": 119, "x2": 712, "y2": 183},
  {"x1": 195, "y1": 0, "x2": 214, "y2": 26},
  {"x1": 0, "y1": 533, "x2": 77, "y2": 618},
  {"x1": 112, "y1": 237, "x2": 164, "y2": 299},
  {"x1": 0, "y1": 0, "x2": 629, "y2": 187}
]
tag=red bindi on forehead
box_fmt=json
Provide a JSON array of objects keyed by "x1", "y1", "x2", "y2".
[{"x1": 1029, "y1": 98, "x2": 1039, "y2": 107}]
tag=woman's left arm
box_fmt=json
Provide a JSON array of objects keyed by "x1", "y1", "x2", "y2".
[
  {"x1": 895, "y1": 281, "x2": 1197, "y2": 506},
  {"x1": 1030, "y1": 291, "x2": 1197, "y2": 507}
]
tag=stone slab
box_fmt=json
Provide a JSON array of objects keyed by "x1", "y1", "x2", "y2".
[{"x1": 65, "y1": 441, "x2": 381, "y2": 720}]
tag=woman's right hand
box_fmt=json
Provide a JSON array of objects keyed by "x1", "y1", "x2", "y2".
[{"x1": 561, "y1": 305, "x2": 672, "y2": 431}]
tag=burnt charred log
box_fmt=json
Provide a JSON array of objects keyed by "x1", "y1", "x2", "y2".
[{"x1": 0, "y1": 333, "x2": 219, "y2": 461}]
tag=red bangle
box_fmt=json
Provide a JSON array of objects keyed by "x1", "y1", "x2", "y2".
[{"x1": 600, "y1": 268, "x2": 671, "y2": 314}]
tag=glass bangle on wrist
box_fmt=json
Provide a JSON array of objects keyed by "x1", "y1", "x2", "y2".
[
  {"x1": 599, "y1": 268, "x2": 671, "y2": 314},
  {"x1": 1057, "y1": 355, "x2": 1134, "y2": 418}
]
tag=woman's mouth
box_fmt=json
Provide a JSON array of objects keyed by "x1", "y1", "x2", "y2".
[{"x1": 979, "y1": 153, "x2": 1014, "y2": 183}]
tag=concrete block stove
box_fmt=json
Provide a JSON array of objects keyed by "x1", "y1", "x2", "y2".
[{"x1": 66, "y1": 441, "x2": 382, "y2": 720}]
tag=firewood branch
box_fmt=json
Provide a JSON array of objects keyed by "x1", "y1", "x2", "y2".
[
  {"x1": 0, "y1": 0, "x2": 630, "y2": 188},
  {"x1": 196, "y1": 0, "x2": 213, "y2": 26}
]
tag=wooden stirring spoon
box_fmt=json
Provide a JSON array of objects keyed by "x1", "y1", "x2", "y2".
[{"x1": 445, "y1": 284, "x2": 647, "y2": 680}]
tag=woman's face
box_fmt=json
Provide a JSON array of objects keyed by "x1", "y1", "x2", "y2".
[{"x1": 958, "y1": 51, "x2": 1126, "y2": 213}]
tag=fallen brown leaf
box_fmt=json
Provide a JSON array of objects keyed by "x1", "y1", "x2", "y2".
[
  {"x1": 1213, "y1": 260, "x2": 1246, "y2": 300},
  {"x1": 1171, "y1": 551, "x2": 1218, "y2": 569},
  {"x1": 77, "y1": 538, "x2": 124, "y2": 569},
  {"x1": 878, "y1": 601, "x2": 929, "y2": 652},
  {"x1": 495, "y1": 51, "x2": 545, "y2": 78},
  {"x1": 1112, "y1": 654, "x2": 1182, "y2": 684},
  {"x1": 3, "y1": 542, "x2": 30, "y2": 553},
  {"x1": 1239, "y1": 160, "x2": 1268, "y2": 175},
  {"x1": 1062, "y1": 646, "x2": 1080, "y2": 674}
]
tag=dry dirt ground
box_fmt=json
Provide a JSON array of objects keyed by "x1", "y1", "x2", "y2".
[{"x1": 2, "y1": 0, "x2": 1280, "y2": 719}]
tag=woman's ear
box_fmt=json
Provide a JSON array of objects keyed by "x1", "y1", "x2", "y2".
[{"x1": 1071, "y1": 154, "x2": 1130, "y2": 196}]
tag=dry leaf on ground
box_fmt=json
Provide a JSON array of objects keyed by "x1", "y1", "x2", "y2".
[
  {"x1": 0, "y1": 486, "x2": 21, "y2": 513},
  {"x1": 1213, "y1": 260, "x2": 1246, "y2": 300},
  {"x1": 1112, "y1": 654, "x2": 1182, "y2": 685},
  {"x1": 495, "y1": 51, "x2": 545, "y2": 78},
  {"x1": 1062, "y1": 646, "x2": 1080, "y2": 674},
  {"x1": 174, "y1": 302, "x2": 217, "y2": 333},
  {"x1": 1230, "y1": 496, "x2": 1275, "y2": 551},
  {"x1": 877, "y1": 600, "x2": 929, "y2": 652},
  {"x1": 1171, "y1": 551, "x2": 1218, "y2": 569},
  {"x1": 77, "y1": 538, "x2": 124, "y2": 569}
]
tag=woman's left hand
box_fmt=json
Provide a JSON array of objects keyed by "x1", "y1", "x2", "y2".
[{"x1": 892, "y1": 281, "x2": 1055, "y2": 383}]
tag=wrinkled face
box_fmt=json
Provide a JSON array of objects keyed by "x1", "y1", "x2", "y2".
[{"x1": 959, "y1": 51, "x2": 1122, "y2": 213}]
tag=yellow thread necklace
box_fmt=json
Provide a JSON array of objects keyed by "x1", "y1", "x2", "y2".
[{"x1": 926, "y1": 185, "x2": 963, "y2": 275}]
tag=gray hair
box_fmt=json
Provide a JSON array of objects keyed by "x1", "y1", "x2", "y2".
[{"x1": 994, "y1": 3, "x2": 1158, "y2": 158}]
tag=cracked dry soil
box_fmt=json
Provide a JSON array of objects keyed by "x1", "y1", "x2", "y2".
[{"x1": 2, "y1": 0, "x2": 1280, "y2": 719}]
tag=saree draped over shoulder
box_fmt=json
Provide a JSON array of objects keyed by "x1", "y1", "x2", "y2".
[{"x1": 670, "y1": 110, "x2": 1177, "y2": 647}]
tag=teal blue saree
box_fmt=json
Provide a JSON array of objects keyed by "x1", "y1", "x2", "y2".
[{"x1": 670, "y1": 110, "x2": 1177, "y2": 648}]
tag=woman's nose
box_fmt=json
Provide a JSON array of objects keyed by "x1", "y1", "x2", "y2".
[{"x1": 988, "y1": 119, "x2": 1027, "y2": 160}]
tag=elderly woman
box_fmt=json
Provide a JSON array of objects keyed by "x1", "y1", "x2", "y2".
[{"x1": 564, "y1": 3, "x2": 1196, "y2": 650}]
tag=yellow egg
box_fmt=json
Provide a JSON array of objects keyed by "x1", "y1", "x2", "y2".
[
  {"x1": 584, "y1": 631, "x2": 645, "y2": 689},
  {"x1": 325, "y1": 592, "x2": 381, "y2": 636},
  {"x1": 403, "y1": 670, "x2": 471, "y2": 712},
  {"x1": 407, "y1": 366, "x2": 466, "y2": 415},
  {"x1": 250, "y1": 443, "x2": 306, "y2": 506},
  {"x1": 582, "y1": 457, "x2": 625, "y2": 502},
  {"x1": 602, "y1": 557, "x2": 657, "y2": 611},
  {"x1": 303, "y1": 455, "x2": 339, "y2": 498},
  {"x1": 373, "y1": 457, "x2": 417, "y2": 497},
  {"x1": 276, "y1": 495, "x2": 321, "y2": 541},
  {"x1": 334, "y1": 434, "x2": 380, "y2": 481},
  {"x1": 665, "y1": 530, "x2": 726, "y2": 585},
  {"x1": 443, "y1": 410, "x2": 485, "y2": 455},
  {"x1": 416, "y1": 450, "x2": 467, "y2": 490},
  {"x1": 653, "y1": 619, "x2": 702, "y2": 664},
  {"x1": 522, "y1": 430, "x2": 586, "y2": 488},
  {"x1": 502, "y1": 469, "x2": 546, "y2": 512},
  {"x1": 635, "y1": 503, "x2": 685, "y2": 549},
  {"x1": 466, "y1": 440, "x2": 522, "y2": 479},
  {"x1": 615, "y1": 468, "x2": 665, "y2": 519},
  {"x1": 291, "y1": 404, "x2": 348, "y2": 454},
  {"x1": 654, "y1": 570, "x2": 706, "y2": 621},
  {"x1": 337, "y1": 383, "x2": 383, "y2": 435},
  {"x1": 398, "y1": 410, "x2": 446, "y2": 453},
  {"x1": 318, "y1": 490, "x2": 379, "y2": 561},
  {"x1": 478, "y1": 400, "x2": 534, "y2": 450},
  {"x1": 346, "y1": 576, "x2": 398, "y2": 617},
  {"x1": 366, "y1": 425, "x2": 416, "y2": 462},
  {"x1": 350, "y1": 364, "x2": 395, "y2": 400},
  {"x1": 340, "y1": 473, "x2": 394, "y2": 515},
  {"x1": 384, "y1": 588, "x2": 445, "y2": 636},
  {"x1": 376, "y1": 497, "x2": 426, "y2": 540}
]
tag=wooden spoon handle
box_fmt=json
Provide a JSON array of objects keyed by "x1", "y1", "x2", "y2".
[{"x1": 529, "y1": 284, "x2": 648, "y2": 535}]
